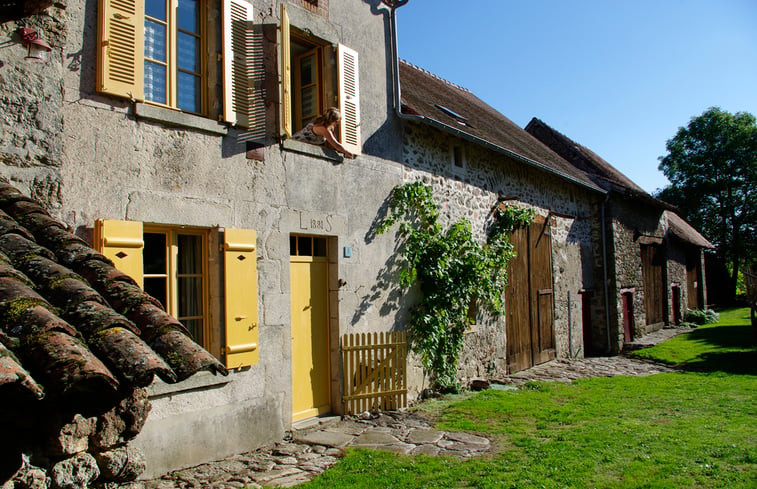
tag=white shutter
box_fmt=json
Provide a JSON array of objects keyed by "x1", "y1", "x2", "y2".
[
  {"x1": 222, "y1": 0, "x2": 254, "y2": 127},
  {"x1": 337, "y1": 44, "x2": 361, "y2": 156}
]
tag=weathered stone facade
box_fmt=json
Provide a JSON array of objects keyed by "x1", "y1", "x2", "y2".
[
  {"x1": 605, "y1": 198, "x2": 665, "y2": 350},
  {"x1": 401, "y1": 122, "x2": 602, "y2": 382}
]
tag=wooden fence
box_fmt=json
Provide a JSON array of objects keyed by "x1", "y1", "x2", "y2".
[{"x1": 341, "y1": 331, "x2": 407, "y2": 415}]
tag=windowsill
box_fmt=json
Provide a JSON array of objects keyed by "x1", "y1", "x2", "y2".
[
  {"x1": 135, "y1": 103, "x2": 229, "y2": 136},
  {"x1": 147, "y1": 370, "x2": 233, "y2": 398},
  {"x1": 281, "y1": 138, "x2": 345, "y2": 163}
]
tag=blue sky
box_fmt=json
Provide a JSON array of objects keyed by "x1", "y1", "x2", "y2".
[{"x1": 395, "y1": 0, "x2": 757, "y2": 193}]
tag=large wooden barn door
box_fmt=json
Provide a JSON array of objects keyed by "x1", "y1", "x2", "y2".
[
  {"x1": 505, "y1": 224, "x2": 531, "y2": 372},
  {"x1": 641, "y1": 244, "x2": 665, "y2": 326},
  {"x1": 505, "y1": 216, "x2": 556, "y2": 373}
]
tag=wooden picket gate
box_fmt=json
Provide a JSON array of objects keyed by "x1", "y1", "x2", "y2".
[{"x1": 341, "y1": 331, "x2": 407, "y2": 414}]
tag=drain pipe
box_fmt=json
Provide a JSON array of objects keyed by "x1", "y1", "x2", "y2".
[
  {"x1": 600, "y1": 195, "x2": 612, "y2": 353},
  {"x1": 388, "y1": 1, "x2": 410, "y2": 114}
]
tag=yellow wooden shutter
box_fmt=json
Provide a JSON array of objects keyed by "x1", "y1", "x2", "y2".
[
  {"x1": 97, "y1": 0, "x2": 145, "y2": 101},
  {"x1": 223, "y1": 228, "x2": 259, "y2": 368},
  {"x1": 94, "y1": 219, "x2": 144, "y2": 286},
  {"x1": 222, "y1": 0, "x2": 254, "y2": 127},
  {"x1": 280, "y1": 3, "x2": 292, "y2": 138}
]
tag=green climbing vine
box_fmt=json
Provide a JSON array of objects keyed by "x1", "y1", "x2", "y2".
[{"x1": 377, "y1": 182, "x2": 534, "y2": 391}]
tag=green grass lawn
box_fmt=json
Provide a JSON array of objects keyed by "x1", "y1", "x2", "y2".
[
  {"x1": 299, "y1": 308, "x2": 757, "y2": 488},
  {"x1": 632, "y1": 308, "x2": 756, "y2": 374}
]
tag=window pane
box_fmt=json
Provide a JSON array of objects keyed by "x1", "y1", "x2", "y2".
[
  {"x1": 177, "y1": 234, "x2": 202, "y2": 274},
  {"x1": 182, "y1": 318, "x2": 202, "y2": 342},
  {"x1": 177, "y1": 32, "x2": 200, "y2": 72},
  {"x1": 144, "y1": 277, "x2": 167, "y2": 309},
  {"x1": 145, "y1": 0, "x2": 166, "y2": 21},
  {"x1": 313, "y1": 238, "x2": 327, "y2": 257},
  {"x1": 290, "y1": 235, "x2": 297, "y2": 256},
  {"x1": 297, "y1": 236, "x2": 312, "y2": 257},
  {"x1": 177, "y1": 0, "x2": 199, "y2": 33},
  {"x1": 178, "y1": 276, "x2": 203, "y2": 317},
  {"x1": 177, "y1": 72, "x2": 201, "y2": 112},
  {"x1": 300, "y1": 54, "x2": 316, "y2": 85},
  {"x1": 144, "y1": 20, "x2": 166, "y2": 62},
  {"x1": 145, "y1": 62, "x2": 167, "y2": 104},
  {"x1": 144, "y1": 233, "x2": 167, "y2": 274},
  {"x1": 301, "y1": 85, "x2": 318, "y2": 120}
]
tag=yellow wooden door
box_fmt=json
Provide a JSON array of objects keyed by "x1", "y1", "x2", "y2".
[{"x1": 290, "y1": 255, "x2": 330, "y2": 422}]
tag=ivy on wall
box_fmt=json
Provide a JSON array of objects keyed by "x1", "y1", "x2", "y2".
[{"x1": 377, "y1": 182, "x2": 533, "y2": 391}]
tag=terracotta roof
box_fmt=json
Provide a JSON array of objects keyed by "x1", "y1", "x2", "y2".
[
  {"x1": 664, "y1": 211, "x2": 714, "y2": 249},
  {"x1": 398, "y1": 60, "x2": 604, "y2": 193},
  {"x1": 0, "y1": 182, "x2": 227, "y2": 406}
]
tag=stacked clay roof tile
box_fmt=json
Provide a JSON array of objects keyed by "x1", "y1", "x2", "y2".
[{"x1": 0, "y1": 181, "x2": 227, "y2": 404}]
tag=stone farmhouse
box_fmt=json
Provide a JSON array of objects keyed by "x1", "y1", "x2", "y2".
[
  {"x1": 0, "y1": 0, "x2": 712, "y2": 484},
  {"x1": 525, "y1": 118, "x2": 713, "y2": 353}
]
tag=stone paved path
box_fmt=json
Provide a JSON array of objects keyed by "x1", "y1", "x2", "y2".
[
  {"x1": 494, "y1": 326, "x2": 690, "y2": 386},
  {"x1": 133, "y1": 327, "x2": 690, "y2": 489},
  {"x1": 138, "y1": 412, "x2": 490, "y2": 489}
]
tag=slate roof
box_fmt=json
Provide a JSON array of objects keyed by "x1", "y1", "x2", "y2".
[
  {"x1": 0, "y1": 182, "x2": 227, "y2": 407},
  {"x1": 398, "y1": 60, "x2": 604, "y2": 194}
]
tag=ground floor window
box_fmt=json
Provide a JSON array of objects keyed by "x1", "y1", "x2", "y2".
[
  {"x1": 143, "y1": 227, "x2": 208, "y2": 343},
  {"x1": 96, "y1": 219, "x2": 260, "y2": 368}
]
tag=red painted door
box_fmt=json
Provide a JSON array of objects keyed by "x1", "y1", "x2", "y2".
[{"x1": 622, "y1": 292, "x2": 635, "y2": 343}]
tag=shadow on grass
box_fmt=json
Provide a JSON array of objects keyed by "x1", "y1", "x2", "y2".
[
  {"x1": 684, "y1": 324, "x2": 755, "y2": 349},
  {"x1": 679, "y1": 349, "x2": 757, "y2": 375},
  {"x1": 676, "y1": 317, "x2": 757, "y2": 375}
]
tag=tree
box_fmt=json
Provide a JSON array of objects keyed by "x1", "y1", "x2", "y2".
[{"x1": 657, "y1": 107, "x2": 757, "y2": 299}]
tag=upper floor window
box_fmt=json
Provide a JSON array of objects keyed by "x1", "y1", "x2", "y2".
[
  {"x1": 450, "y1": 143, "x2": 466, "y2": 173},
  {"x1": 280, "y1": 4, "x2": 361, "y2": 156},
  {"x1": 144, "y1": 0, "x2": 204, "y2": 113},
  {"x1": 97, "y1": 0, "x2": 258, "y2": 127}
]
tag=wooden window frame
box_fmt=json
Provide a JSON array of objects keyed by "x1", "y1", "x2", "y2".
[
  {"x1": 96, "y1": 220, "x2": 260, "y2": 368},
  {"x1": 450, "y1": 142, "x2": 466, "y2": 173},
  {"x1": 144, "y1": 224, "x2": 210, "y2": 346},
  {"x1": 293, "y1": 45, "x2": 324, "y2": 131},
  {"x1": 143, "y1": 0, "x2": 208, "y2": 114}
]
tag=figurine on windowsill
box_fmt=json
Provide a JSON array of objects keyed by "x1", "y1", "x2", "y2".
[{"x1": 292, "y1": 107, "x2": 356, "y2": 159}]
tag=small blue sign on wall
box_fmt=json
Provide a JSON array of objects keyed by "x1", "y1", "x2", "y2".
[{"x1": 343, "y1": 246, "x2": 353, "y2": 258}]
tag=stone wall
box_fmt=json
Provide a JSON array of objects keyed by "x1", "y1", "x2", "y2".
[
  {"x1": 0, "y1": 5, "x2": 66, "y2": 208},
  {"x1": 665, "y1": 240, "x2": 687, "y2": 324},
  {"x1": 401, "y1": 122, "x2": 601, "y2": 381},
  {"x1": 3, "y1": 389, "x2": 151, "y2": 489}
]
